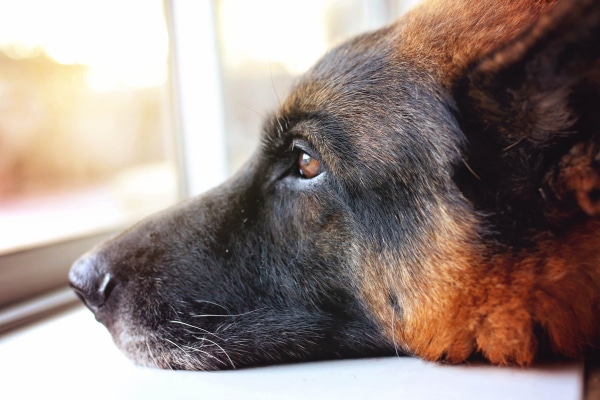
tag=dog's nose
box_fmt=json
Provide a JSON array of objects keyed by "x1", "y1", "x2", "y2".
[{"x1": 69, "y1": 253, "x2": 116, "y2": 313}]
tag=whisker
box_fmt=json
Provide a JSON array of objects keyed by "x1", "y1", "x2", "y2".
[
  {"x1": 181, "y1": 344, "x2": 228, "y2": 367},
  {"x1": 145, "y1": 338, "x2": 160, "y2": 367},
  {"x1": 240, "y1": 103, "x2": 268, "y2": 120},
  {"x1": 169, "y1": 320, "x2": 224, "y2": 340},
  {"x1": 168, "y1": 304, "x2": 181, "y2": 318},
  {"x1": 191, "y1": 308, "x2": 264, "y2": 319},
  {"x1": 193, "y1": 300, "x2": 232, "y2": 314},
  {"x1": 391, "y1": 307, "x2": 400, "y2": 358},
  {"x1": 191, "y1": 336, "x2": 236, "y2": 369},
  {"x1": 162, "y1": 353, "x2": 174, "y2": 370},
  {"x1": 163, "y1": 338, "x2": 196, "y2": 367},
  {"x1": 269, "y1": 62, "x2": 282, "y2": 108},
  {"x1": 276, "y1": 118, "x2": 285, "y2": 136}
]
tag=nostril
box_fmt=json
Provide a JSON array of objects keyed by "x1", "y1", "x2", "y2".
[
  {"x1": 69, "y1": 254, "x2": 117, "y2": 312},
  {"x1": 69, "y1": 273, "x2": 114, "y2": 308},
  {"x1": 96, "y1": 272, "x2": 116, "y2": 306}
]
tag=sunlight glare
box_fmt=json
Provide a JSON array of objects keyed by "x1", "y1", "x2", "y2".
[
  {"x1": 219, "y1": 0, "x2": 329, "y2": 74},
  {"x1": 0, "y1": 0, "x2": 168, "y2": 91}
]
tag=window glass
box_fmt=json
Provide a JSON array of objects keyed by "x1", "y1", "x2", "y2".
[{"x1": 0, "y1": 0, "x2": 178, "y2": 254}]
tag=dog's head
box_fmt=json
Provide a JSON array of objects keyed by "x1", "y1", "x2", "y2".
[{"x1": 70, "y1": 0, "x2": 600, "y2": 370}]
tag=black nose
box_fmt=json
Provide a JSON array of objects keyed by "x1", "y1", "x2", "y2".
[{"x1": 69, "y1": 253, "x2": 116, "y2": 313}]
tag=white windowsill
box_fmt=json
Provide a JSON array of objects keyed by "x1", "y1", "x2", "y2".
[{"x1": 0, "y1": 306, "x2": 583, "y2": 400}]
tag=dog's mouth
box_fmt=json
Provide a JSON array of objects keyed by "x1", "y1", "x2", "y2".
[
  {"x1": 70, "y1": 281, "x2": 249, "y2": 370},
  {"x1": 94, "y1": 304, "x2": 390, "y2": 371}
]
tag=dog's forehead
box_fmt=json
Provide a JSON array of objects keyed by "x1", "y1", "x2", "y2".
[
  {"x1": 263, "y1": 30, "x2": 463, "y2": 184},
  {"x1": 281, "y1": 27, "x2": 405, "y2": 117},
  {"x1": 262, "y1": 0, "x2": 557, "y2": 179}
]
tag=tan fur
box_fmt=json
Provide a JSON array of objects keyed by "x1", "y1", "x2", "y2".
[
  {"x1": 549, "y1": 142, "x2": 600, "y2": 217},
  {"x1": 395, "y1": 0, "x2": 557, "y2": 86},
  {"x1": 361, "y1": 205, "x2": 600, "y2": 365},
  {"x1": 476, "y1": 222, "x2": 600, "y2": 364},
  {"x1": 358, "y1": 200, "x2": 486, "y2": 363}
]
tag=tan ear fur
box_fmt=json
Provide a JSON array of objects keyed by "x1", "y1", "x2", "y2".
[{"x1": 395, "y1": 0, "x2": 558, "y2": 86}]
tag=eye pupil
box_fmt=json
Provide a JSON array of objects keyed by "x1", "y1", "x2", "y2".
[{"x1": 298, "y1": 151, "x2": 321, "y2": 179}]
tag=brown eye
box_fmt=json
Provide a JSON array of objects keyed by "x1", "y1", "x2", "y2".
[{"x1": 298, "y1": 151, "x2": 321, "y2": 179}]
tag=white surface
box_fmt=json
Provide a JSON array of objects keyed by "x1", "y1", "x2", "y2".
[{"x1": 0, "y1": 307, "x2": 583, "y2": 400}]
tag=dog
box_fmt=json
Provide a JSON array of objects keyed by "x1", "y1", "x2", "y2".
[{"x1": 69, "y1": 0, "x2": 600, "y2": 370}]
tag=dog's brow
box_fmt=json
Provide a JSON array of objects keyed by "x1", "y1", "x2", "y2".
[
  {"x1": 265, "y1": 111, "x2": 323, "y2": 142},
  {"x1": 273, "y1": 116, "x2": 288, "y2": 136}
]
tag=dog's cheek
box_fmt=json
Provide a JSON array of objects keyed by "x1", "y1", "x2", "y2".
[
  {"x1": 357, "y1": 196, "x2": 600, "y2": 365},
  {"x1": 353, "y1": 199, "x2": 547, "y2": 366},
  {"x1": 354, "y1": 202, "x2": 483, "y2": 362}
]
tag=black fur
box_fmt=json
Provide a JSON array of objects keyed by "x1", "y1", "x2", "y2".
[{"x1": 454, "y1": 0, "x2": 600, "y2": 245}]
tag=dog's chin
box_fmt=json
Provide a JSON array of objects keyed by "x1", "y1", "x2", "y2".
[
  {"x1": 101, "y1": 310, "x2": 393, "y2": 371},
  {"x1": 106, "y1": 321, "x2": 233, "y2": 371}
]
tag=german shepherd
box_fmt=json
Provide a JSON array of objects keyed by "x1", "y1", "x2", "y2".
[{"x1": 70, "y1": 0, "x2": 600, "y2": 370}]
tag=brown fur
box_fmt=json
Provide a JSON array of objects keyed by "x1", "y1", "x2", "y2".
[
  {"x1": 397, "y1": 0, "x2": 557, "y2": 86},
  {"x1": 363, "y1": 195, "x2": 600, "y2": 366},
  {"x1": 361, "y1": 211, "x2": 485, "y2": 363}
]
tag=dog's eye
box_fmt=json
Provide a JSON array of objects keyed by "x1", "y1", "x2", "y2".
[{"x1": 298, "y1": 151, "x2": 321, "y2": 179}]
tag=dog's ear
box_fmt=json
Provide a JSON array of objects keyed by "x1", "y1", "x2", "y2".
[{"x1": 455, "y1": 0, "x2": 600, "y2": 225}]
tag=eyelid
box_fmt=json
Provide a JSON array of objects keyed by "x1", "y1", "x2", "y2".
[{"x1": 291, "y1": 139, "x2": 318, "y2": 159}]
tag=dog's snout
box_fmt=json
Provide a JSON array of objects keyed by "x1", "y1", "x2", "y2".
[{"x1": 69, "y1": 253, "x2": 116, "y2": 313}]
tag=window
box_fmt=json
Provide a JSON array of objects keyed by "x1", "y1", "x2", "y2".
[
  {"x1": 0, "y1": 0, "x2": 418, "y2": 331},
  {"x1": 0, "y1": 0, "x2": 179, "y2": 328}
]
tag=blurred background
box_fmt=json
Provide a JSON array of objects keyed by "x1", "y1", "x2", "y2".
[{"x1": 0, "y1": 0, "x2": 418, "y2": 328}]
